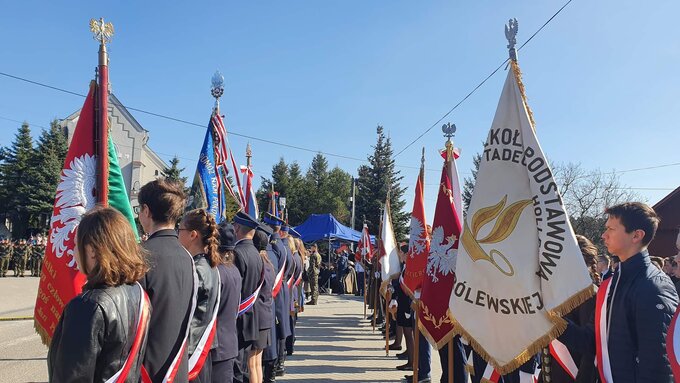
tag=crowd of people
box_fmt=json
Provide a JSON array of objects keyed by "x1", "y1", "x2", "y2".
[
  {"x1": 0, "y1": 236, "x2": 46, "y2": 277},
  {"x1": 362, "y1": 201, "x2": 680, "y2": 383},
  {"x1": 45, "y1": 178, "x2": 324, "y2": 383}
]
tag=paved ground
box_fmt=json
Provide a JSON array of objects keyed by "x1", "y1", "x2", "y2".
[{"x1": 0, "y1": 277, "x2": 443, "y2": 382}]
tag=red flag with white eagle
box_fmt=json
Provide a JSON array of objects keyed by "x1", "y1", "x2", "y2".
[
  {"x1": 418, "y1": 140, "x2": 462, "y2": 349},
  {"x1": 355, "y1": 224, "x2": 373, "y2": 263},
  {"x1": 401, "y1": 149, "x2": 429, "y2": 299}
]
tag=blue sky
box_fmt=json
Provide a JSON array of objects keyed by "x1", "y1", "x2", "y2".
[{"x1": 1, "y1": 1, "x2": 678, "y2": 222}]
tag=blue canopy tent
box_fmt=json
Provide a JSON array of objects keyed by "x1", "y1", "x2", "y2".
[
  {"x1": 294, "y1": 213, "x2": 375, "y2": 294},
  {"x1": 293, "y1": 213, "x2": 375, "y2": 244}
]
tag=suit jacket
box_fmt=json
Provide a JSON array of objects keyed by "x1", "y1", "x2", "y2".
[
  {"x1": 256, "y1": 256, "x2": 274, "y2": 331},
  {"x1": 263, "y1": 248, "x2": 280, "y2": 361},
  {"x1": 140, "y1": 229, "x2": 195, "y2": 383},
  {"x1": 188, "y1": 254, "x2": 220, "y2": 357},
  {"x1": 269, "y1": 233, "x2": 291, "y2": 339},
  {"x1": 233, "y1": 238, "x2": 264, "y2": 345},
  {"x1": 212, "y1": 262, "x2": 242, "y2": 361}
]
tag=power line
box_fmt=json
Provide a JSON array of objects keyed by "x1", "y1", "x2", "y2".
[{"x1": 394, "y1": 0, "x2": 574, "y2": 158}]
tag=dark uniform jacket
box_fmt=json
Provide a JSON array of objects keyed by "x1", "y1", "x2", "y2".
[
  {"x1": 256, "y1": 257, "x2": 274, "y2": 332},
  {"x1": 263, "y1": 248, "x2": 280, "y2": 361},
  {"x1": 233, "y1": 238, "x2": 264, "y2": 345},
  {"x1": 48, "y1": 283, "x2": 148, "y2": 383},
  {"x1": 269, "y1": 233, "x2": 291, "y2": 339},
  {"x1": 212, "y1": 262, "x2": 242, "y2": 361},
  {"x1": 188, "y1": 254, "x2": 220, "y2": 357},
  {"x1": 140, "y1": 229, "x2": 196, "y2": 383},
  {"x1": 561, "y1": 251, "x2": 679, "y2": 382},
  {"x1": 281, "y1": 237, "x2": 295, "y2": 314}
]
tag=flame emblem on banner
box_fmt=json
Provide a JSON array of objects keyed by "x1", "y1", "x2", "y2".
[{"x1": 461, "y1": 195, "x2": 532, "y2": 277}]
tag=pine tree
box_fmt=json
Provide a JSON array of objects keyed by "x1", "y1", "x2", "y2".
[
  {"x1": 27, "y1": 120, "x2": 69, "y2": 231},
  {"x1": 355, "y1": 125, "x2": 408, "y2": 240},
  {"x1": 163, "y1": 156, "x2": 188, "y2": 187},
  {"x1": 462, "y1": 152, "x2": 481, "y2": 215},
  {"x1": 0, "y1": 122, "x2": 36, "y2": 237}
]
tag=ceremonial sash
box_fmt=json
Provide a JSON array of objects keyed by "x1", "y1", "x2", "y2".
[
  {"x1": 595, "y1": 277, "x2": 614, "y2": 383},
  {"x1": 482, "y1": 362, "x2": 501, "y2": 383},
  {"x1": 238, "y1": 270, "x2": 265, "y2": 317},
  {"x1": 272, "y1": 257, "x2": 287, "y2": 298},
  {"x1": 188, "y1": 271, "x2": 222, "y2": 380},
  {"x1": 142, "y1": 252, "x2": 199, "y2": 383},
  {"x1": 550, "y1": 339, "x2": 578, "y2": 380},
  {"x1": 294, "y1": 267, "x2": 303, "y2": 287},
  {"x1": 667, "y1": 306, "x2": 680, "y2": 378},
  {"x1": 286, "y1": 265, "x2": 295, "y2": 289},
  {"x1": 105, "y1": 283, "x2": 150, "y2": 383},
  {"x1": 518, "y1": 370, "x2": 539, "y2": 383}
]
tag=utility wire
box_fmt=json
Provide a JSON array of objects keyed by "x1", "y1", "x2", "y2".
[{"x1": 394, "y1": 0, "x2": 574, "y2": 157}]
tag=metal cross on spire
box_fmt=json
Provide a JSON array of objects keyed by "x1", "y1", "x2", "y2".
[
  {"x1": 89, "y1": 18, "x2": 114, "y2": 45},
  {"x1": 505, "y1": 18, "x2": 519, "y2": 62}
]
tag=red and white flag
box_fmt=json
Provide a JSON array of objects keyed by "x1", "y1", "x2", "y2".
[
  {"x1": 401, "y1": 151, "x2": 429, "y2": 299},
  {"x1": 418, "y1": 142, "x2": 462, "y2": 349},
  {"x1": 379, "y1": 197, "x2": 401, "y2": 289},
  {"x1": 355, "y1": 224, "x2": 374, "y2": 263}
]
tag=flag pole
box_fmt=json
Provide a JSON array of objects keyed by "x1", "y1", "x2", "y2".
[
  {"x1": 385, "y1": 287, "x2": 391, "y2": 356},
  {"x1": 413, "y1": 295, "x2": 420, "y2": 383},
  {"x1": 448, "y1": 339, "x2": 453, "y2": 383},
  {"x1": 372, "y1": 264, "x2": 378, "y2": 332},
  {"x1": 91, "y1": 18, "x2": 112, "y2": 206}
]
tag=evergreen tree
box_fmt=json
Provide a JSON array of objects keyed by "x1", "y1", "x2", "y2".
[
  {"x1": 162, "y1": 156, "x2": 188, "y2": 188},
  {"x1": 355, "y1": 125, "x2": 408, "y2": 240},
  {"x1": 256, "y1": 157, "x2": 289, "y2": 219},
  {"x1": 462, "y1": 152, "x2": 481, "y2": 215},
  {"x1": 285, "y1": 162, "x2": 306, "y2": 225},
  {"x1": 27, "y1": 120, "x2": 69, "y2": 231},
  {"x1": 0, "y1": 122, "x2": 36, "y2": 237}
]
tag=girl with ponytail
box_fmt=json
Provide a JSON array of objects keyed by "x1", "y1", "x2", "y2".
[{"x1": 178, "y1": 209, "x2": 221, "y2": 383}]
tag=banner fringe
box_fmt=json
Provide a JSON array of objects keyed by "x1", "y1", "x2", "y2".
[
  {"x1": 450, "y1": 312, "x2": 567, "y2": 375},
  {"x1": 549, "y1": 284, "x2": 596, "y2": 318},
  {"x1": 417, "y1": 315, "x2": 456, "y2": 351},
  {"x1": 34, "y1": 320, "x2": 51, "y2": 347},
  {"x1": 510, "y1": 60, "x2": 536, "y2": 131}
]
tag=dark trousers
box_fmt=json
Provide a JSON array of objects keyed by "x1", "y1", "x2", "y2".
[
  {"x1": 356, "y1": 272, "x2": 365, "y2": 295},
  {"x1": 211, "y1": 358, "x2": 234, "y2": 383},
  {"x1": 234, "y1": 343, "x2": 251, "y2": 383},
  {"x1": 417, "y1": 333, "x2": 468, "y2": 382}
]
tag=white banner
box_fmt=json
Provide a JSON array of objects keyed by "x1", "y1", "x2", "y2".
[{"x1": 449, "y1": 63, "x2": 594, "y2": 373}]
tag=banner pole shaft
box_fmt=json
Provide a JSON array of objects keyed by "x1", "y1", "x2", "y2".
[
  {"x1": 413, "y1": 299, "x2": 420, "y2": 383},
  {"x1": 385, "y1": 289, "x2": 391, "y2": 356},
  {"x1": 448, "y1": 339, "x2": 453, "y2": 383}
]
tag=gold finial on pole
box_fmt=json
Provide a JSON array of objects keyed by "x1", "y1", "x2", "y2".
[
  {"x1": 90, "y1": 18, "x2": 114, "y2": 66},
  {"x1": 441, "y1": 122, "x2": 457, "y2": 161},
  {"x1": 246, "y1": 143, "x2": 252, "y2": 168}
]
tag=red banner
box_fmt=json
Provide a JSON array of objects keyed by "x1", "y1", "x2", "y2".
[
  {"x1": 34, "y1": 83, "x2": 96, "y2": 343},
  {"x1": 401, "y1": 158, "x2": 428, "y2": 298},
  {"x1": 418, "y1": 142, "x2": 462, "y2": 349}
]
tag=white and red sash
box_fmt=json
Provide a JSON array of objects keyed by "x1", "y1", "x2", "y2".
[
  {"x1": 518, "y1": 370, "x2": 540, "y2": 383},
  {"x1": 188, "y1": 271, "x2": 222, "y2": 380},
  {"x1": 550, "y1": 338, "x2": 578, "y2": 380},
  {"x1": 142, "y1": 252, "x2": 199, "y2": 383},
  {"x1": 286, "y1": 265, "x2": 296, "y2": 289},
  {"x1": 667, "y1": 306, "x2": 680, "y2": 378},
  {"x1": 272, "y1": 256, "x2": 287, "y2": 298},
  {"x1": 238, "y1": 270, "x2": 265, "y2": 317},
  {"x1": 105, "y1": 283, "x2": 150, "y2": 383},
  {"x1": 294, "y1": 266, "x2": 303, "y2": 287},
  {"x1": 482, "y1": 362, "x2": 501, "y2": 383},
  {"x1": 595, "y1": 276, "x2": 614, "y2": 383}
]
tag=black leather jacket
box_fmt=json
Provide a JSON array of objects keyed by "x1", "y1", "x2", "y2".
[{"x1": 48, "y1": 283, "x2": 148, "y2": 383}]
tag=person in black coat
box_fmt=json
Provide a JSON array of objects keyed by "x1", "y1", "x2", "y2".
[
  {"x1": 232, "y1": 212, "x2": 265, "y2": 383},
  {"x1": 262, "y1": 237, "x2": 280, "y2": 383},
  {"x1": 178, "y1": 209, "x2": 222, "y2": 383},
  {"x1": 265, "y1": 213, "x2": 292, "y2": 377},
  {"x1": 278, "y1": 228, "x2": 296, "y2": 375},
  {"x1": 212, "y1": 223, "x2": 242, "y2": 383},
  {"x1": 48, "y1": 207, "x2": 150, "y2": 383},
  {"x1": 560, "y1": 202, "x2": 679, "y2": 382},
  {"x1": 252, "y1": 229, "x2": 275, "y2": 383},
  {"x1": 138, "y1": 179, "x2": 196, "y2": 383}
]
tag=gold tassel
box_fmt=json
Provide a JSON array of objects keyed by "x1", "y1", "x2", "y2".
[
  {"x1": 449, "y1": 312, "x2": 567, "y2": 375},
  {"x1": 549, "y1": 284, "x2": 596, "y2": 318},
  {"x1": 34, "y1": 320, "x2": 52, "y2": 347},
  {"x1": 510, "y1": 60, "x2": 536, "y2": 131}
]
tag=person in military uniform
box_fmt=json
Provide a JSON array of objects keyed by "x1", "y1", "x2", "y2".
[
  {"x1": 0, "y1": 239, "x2": 12, "y2": 277},
  {"x1": 31, "y1": 238, "x2": 46, "y2": 277},
  {"x1": 307, "y1": 244, "x2": 321, "y2": 305},
  {"x1": 13, "y1": 239, "x2": 29, "y2": 277}
]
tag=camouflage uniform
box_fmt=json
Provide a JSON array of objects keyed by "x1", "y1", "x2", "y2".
[
  {"x1": 13, "y1": 241, "x2": 29, "y2": 277},
  {"x1": 0, "y1": 240, "x2": 12, "y2": 277},
  {"x1": 308, "y1": 250, "x2": 322, "y2": 304},
  {"x1": 31, "y1": 241, "x2": 45, "y2": 277}
]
